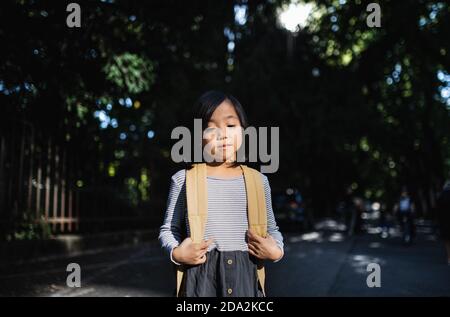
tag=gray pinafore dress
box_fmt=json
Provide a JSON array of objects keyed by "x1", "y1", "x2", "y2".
[{"x1": 178, "y1": 249, "x2": 264, "y2": 297}]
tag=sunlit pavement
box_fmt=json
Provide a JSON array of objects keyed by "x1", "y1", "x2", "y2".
[
  {"x1": 267, "y1": 219, "x2": 450, "y2": 296},
  {"x1": 1, "y1": 219, "x2": 449, "y2": 297}
]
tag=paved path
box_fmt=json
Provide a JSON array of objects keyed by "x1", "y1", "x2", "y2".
[{"x1": 1, "y1": 220, "x2": 449, "y2": 296}]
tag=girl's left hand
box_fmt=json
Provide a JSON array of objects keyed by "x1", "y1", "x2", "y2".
[{"x1": 247, "y1": 229, "x2": 283, "y2": 261}]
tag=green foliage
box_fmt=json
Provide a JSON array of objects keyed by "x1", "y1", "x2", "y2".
[
  {"x1": 5, "y1": 210, "x2": 53, "y2": 241},
  {"x1": 104, "y1": 53, "x2": 155, "y2": 94},
  {"x1": 1, "y1": 0, "x2": 449, "y2": 223}
]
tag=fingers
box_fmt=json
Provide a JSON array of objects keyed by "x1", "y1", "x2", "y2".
[
  {"x1": 248, "y1": 238, "x2": 262, "y2": 250},
  {"x1": 179, "y1": 237, "x2": 214, "y2": 265},
  {"x1": 202, "y1": 238, "x2": 214, "y2": 249},
  {"x1": 193, "y1": 243, "x2": 207, "y2": 251},
  {"x1": 191, "y1": 238, "x2": 214, "y2": 265},
  {"x1": 194, "y1": 244, "x2": 205, "y2": 251},
  {"x1": 247, "y1": 232, "x2": 264, "y2": 251},
  {"x1": 192, "y1": 246, "x2": 207, "y2": 260},
  {"x1": 194, "y1": 253, "x2": 207, "y2": 265},
  {"x1": 248, "y1": 243, "x2": 258, "y2": 253},
  {"x1": 248, "y1": 242, "x2": 264, "y2": 259},
  {"x1": 198, "y1": 255, "x2": 207, "y2": 264},
  {"x1": 248, "y1": 247, "x2": 262, "y2": 259},
  {"x1": 196, "y1": 247, "x2": 207, "y2": 255},
  {"x1": 197, "y1": 238, "x2": 214, "y2": 250},
  {"x1": 247, "y1": 229, "x2": 263, "y2": 242}
]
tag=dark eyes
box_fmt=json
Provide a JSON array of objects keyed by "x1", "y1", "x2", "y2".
[{"x1": 205, "y1": 125, "x2": 237, "y2": 131}]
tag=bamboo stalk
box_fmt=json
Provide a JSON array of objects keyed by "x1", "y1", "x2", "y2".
[
  {"x1": 53, "y1": 145, "x2": 60, "y2": 232},
  {"x1": 36, "y1": 147, "x2": 42, "y2": 218},
  {"x1": 27, "y1": 127, "x2": 35, "y2": 214},
  {"x1": 45, "y1": 140, "x2": 51, "y2": 222},
  {"x1": 18, "y1": 123, "x2": 25, "y2": 213},
  {"x1": 61, "y1": 149, "x2": 66, "y2": 232}
]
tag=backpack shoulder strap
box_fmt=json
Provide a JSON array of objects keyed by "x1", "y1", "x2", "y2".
[
  {"x1": 240, "y1": 165, "x2": 268, "y2": 295},
  {"x1": 175, "y1": 163, "x2": 208, "y2": 297},
  {"x1": 241, "y1": 165, "x2": 267, "y2": 237},
  {"x1": 185, "y1": 163, "x2": 208, "y2": 243}
]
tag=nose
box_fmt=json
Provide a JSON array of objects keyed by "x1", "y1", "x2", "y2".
[{"x1": 216, "y1": 129, "x2": 228, "y2": 140}]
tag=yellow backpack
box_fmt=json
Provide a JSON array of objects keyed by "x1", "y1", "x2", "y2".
[{"x1": 175, "y1": 163, "x2": 268, "y2": 296}]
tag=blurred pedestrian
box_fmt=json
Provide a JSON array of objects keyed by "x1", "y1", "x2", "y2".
[
  {"x1": 436, "y1": 179, "x2": 450, "y2": 265},
  {"x1": 342, "y1": 186, "x2": 356, "y2": 235},
  {"x1": 393, "y1": 188, "x2": 416, "y2": 245},
  {"x1": 379, "y1": 203, "x2": 390, "y2": 239}
]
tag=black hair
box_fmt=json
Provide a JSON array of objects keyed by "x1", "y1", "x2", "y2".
[
  {"x1": 189, "y1": 90, "x2": 249, "y2": 167},
  {"x1": 193, "y1": 90, "x2": 248, "y2": 129}
]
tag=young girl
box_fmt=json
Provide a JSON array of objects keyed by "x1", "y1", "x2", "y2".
[{"x1": 159, "y1": 90, "x2": 284, "y2": 297}]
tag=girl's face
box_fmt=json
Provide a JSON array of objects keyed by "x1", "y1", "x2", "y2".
[{"x1": 203, "y1": 100, "x2": 243, "y2": 163}]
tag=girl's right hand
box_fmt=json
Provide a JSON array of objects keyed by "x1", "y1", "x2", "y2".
[{"x1": 172, "y1": 237, "x2": 214, "y2": 265}]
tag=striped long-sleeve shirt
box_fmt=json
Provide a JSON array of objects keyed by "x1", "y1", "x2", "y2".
[{"x1": 158, "y1": 169, "x2": 284, "y2": 264}]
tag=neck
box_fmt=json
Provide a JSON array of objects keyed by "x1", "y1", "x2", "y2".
[{"x1": 206, "y1": 161, "x2": 237, "y2": 169}]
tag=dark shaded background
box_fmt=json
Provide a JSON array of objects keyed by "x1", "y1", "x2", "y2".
[{"x1": 0, "y1": 0, "x2": 449, "y2": 239}]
